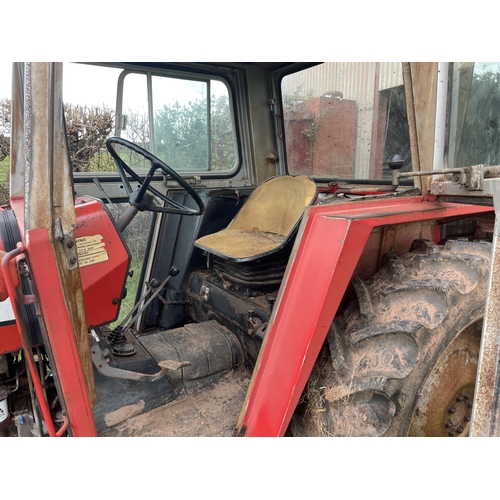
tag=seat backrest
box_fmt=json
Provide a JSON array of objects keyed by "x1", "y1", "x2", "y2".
[{"x1": 228, "y1": 175, "x2": 317, "y2": 236}]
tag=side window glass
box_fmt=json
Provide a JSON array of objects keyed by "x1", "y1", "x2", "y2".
[
  {"x1": 118, "y1": 72, "x2": 151, "y2": 171},
  {"x1": 152, "y1": 75, "x2": 209, "y2": 170},
  {"x1": 62, "y1": 64, "x2": 238, "y2": 176},
  {"x1": 119, "y1": 72, "x2": 237, "y2": 173}
]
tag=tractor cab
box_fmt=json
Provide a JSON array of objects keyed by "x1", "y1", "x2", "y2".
[{"x1": 58, "y1": 61, "x2": 418, "y2": 435}]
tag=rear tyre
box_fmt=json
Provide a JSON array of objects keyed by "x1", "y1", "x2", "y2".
[{"x1": 290, "y1": 239, "x2": 491, "y2": 437}]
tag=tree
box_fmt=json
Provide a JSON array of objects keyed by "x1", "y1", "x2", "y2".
[
  {"x1": 210, "y1": 94, "x2": 236, "y2": 171},
  {"x1": 64, "y1": 103, "x2": 115, "y2": 172},
  {"x1": 0, "y1": 100, "x2": 115, "y2": 171},
  {"x1": 0, "y1": 98, "x2": 11, "y2": 161},
  {"x1": 152, "y1": 94, "x2": 235, "y2": 172},
  {"x1": 0, "y1": 98, "x2": 11, "y2": 204},
  {"x1": 154, "y1": 99, "x2": 208, "y2": 171},
  {"x1": 0, "y1": 93, "x2": 236, "y2": 180},
  {"x1": 457, "y1": 69, "x2": 500, "y2": 168},
  {"x1": 122, "y1": 110, "x2": 150, "y2": 150}
]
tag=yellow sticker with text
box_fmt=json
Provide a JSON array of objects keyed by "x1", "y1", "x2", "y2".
[{"x1": 76, "y1": 234, "x2": 109, "y2": 267}]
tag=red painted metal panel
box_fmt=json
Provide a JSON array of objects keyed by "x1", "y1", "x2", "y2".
[
  {"x1": 238, "y1": 196, "x2": 494, "y2": 436},
  {"x1": 26, "y1": 229, "x2": 97, "y2": 436},
  {"x1": 0, "y1": 323, "x2": 22, "y2": 355},
  {"x1": 9, "y1": 198, "x2": 24, "y2": 241},
  {"x1": 2, "y1": 245, "x2": 73, "y2": 436},
  {"x1": 75, "y1": 197, "x2": 130, "y2": 328}
]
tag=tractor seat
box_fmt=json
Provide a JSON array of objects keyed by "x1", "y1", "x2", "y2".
[{"x1": 194, "y1": 175, "x2": 317, "y2": 263}]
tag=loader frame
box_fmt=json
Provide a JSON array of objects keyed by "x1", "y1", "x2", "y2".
[{"x1": 238, "y1": 195, "x2": 494, "y2": 436}]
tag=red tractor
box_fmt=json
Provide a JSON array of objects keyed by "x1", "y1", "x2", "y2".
[{"x1": 0, "y1": 61, "x2": 499, "y2": 437}]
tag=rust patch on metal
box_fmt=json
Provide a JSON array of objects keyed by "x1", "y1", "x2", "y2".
[{"x1": 409, "y1": 321, "x2": 481, "y2": 436}]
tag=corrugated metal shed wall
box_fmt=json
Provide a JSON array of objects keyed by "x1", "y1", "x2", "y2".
[
  {"x1": 282, "y1": 62, "x2": 403, "y2": 177},
  {"x1": 379, "y1": 62, "x2": 403, "y2": 90}
]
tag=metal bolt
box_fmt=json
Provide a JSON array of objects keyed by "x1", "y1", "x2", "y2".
[
  {"x1": 445, "y1": 420, "x2": 453, "y2": 428},
  {"x1": 449, "y1": 429, "x2": 456, "y2": 436},
  {"x1": 457, "y1": 426, "x2": 464, "y2": 434},
  {"x1": 456, "y1": 394, "x2": 464, "y2": 402},
  {"x1": 463, "y1": 415, "x2": 471, "y2": 422},
  {"x1": 467, "y1": 402, "x2": 473, "y2": 408},
  {"x1": 112, "y1": 298, "x2": 120, "y2": 305},
  {"x1": 66, "y1": 240, "x2": 74, "y2": 249},
  {"x1": 265, "y1": 152, "x2": 279, "y2": 164},
  {"x1": 448, "y1": 406, "x2": 456, "y2": 414},
  {"x1": 452, "y1": 175, "x2": 460, "y2": 183},
  {"x1": 69, "y1": 256, "x2": 77, "y2": 265},
  {"x1": 464, "y1": 393, "x2": 471, "y2": 400}
]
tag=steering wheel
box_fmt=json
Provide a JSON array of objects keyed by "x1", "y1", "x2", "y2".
[{"x1": 106, "y1": 137, "x2": 205, "y2": 216}]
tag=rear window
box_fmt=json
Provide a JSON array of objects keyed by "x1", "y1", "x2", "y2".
[
  {"x1": 448, "y1": 62, "x2": 500, "y2": 169},
  {"x1": 281, "y1": 62, "x2": 411, "y2": 181}
]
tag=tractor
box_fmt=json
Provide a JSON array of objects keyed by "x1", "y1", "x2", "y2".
[{"x1": 1, "y1": 61, "x2": 499, "y2": 437}]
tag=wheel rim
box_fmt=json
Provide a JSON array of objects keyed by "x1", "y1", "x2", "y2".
[{"x1": 408, "y1": 319, "x2": 482, "y2": 437}]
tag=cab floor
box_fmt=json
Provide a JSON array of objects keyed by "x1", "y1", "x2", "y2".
[{"x1": 99, "y1": 369, "x2": 250, "y2": 437}]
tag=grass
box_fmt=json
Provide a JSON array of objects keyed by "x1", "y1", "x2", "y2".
[
  {"x1": 0, "y1": 156, "x2": 9, "y2": 181},
  {"x1": 0, "y1": 156, "x2": 9, "y2": 205},
  {"x1": 112, "y1": 254, "x2": 143, "y2": 328}
]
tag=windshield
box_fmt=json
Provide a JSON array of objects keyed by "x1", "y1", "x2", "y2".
[{"x1": 281, "y1": 62, "x2": 412, "y2": 181}]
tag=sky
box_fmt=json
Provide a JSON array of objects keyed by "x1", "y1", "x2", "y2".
[
  {"x1": 0, "y1": 63, "x2": 125, "y2": 106},
  {"x1": 0, "y1": 62, "x2": 230, "y2": 112},
  {"x1": 0, "y1": 62, "x2": 12, "y2": 99}
]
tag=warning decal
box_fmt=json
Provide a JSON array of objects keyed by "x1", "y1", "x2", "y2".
[{"x1": 76, "y1": 234, "x2": 109, "y2": 267}]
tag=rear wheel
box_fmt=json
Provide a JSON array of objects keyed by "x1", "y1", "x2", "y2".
[{"x1": 290, "y1": 239, "x2": 491, "y2": 437}]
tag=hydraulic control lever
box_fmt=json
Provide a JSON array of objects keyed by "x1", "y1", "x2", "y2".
[{"x1": 107, "y1": 266, "x2": 180, "y2": 356}]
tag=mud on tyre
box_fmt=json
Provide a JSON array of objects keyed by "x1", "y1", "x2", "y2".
[{"x1": 290, "y1": 239, "x2": 491, "y2": 437}]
